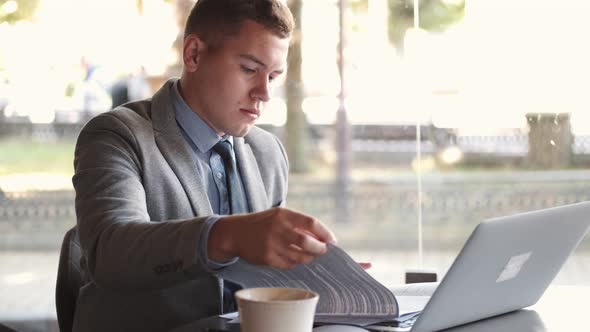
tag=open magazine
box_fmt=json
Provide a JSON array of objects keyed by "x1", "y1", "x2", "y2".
[{"x1": 217, "y1": 244, "x2": 399, "y2": 326}]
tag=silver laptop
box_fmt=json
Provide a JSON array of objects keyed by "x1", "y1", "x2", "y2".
[{"x1": 385, "y1": 202, "x2": 590, "y2": 332}]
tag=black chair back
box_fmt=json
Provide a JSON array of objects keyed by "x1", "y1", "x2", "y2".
[{"x1": 55, "y1": 227, "x2": 86, "y2": 332}]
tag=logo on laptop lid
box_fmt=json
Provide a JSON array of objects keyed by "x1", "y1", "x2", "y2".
[{"x1": 496, "y1": 251, "x2": 532, "y2": 283}]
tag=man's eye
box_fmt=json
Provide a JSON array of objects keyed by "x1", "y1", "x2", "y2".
[{"x1": 241, "y1": 66, "x2": 256, "y2": 74}]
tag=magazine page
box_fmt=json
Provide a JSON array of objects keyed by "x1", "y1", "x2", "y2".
[{"x1": 217, "y1": 244, "x2": 399, "y2": 326}]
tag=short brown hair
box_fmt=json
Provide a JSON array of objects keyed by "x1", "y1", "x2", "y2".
[{"x1": 184, "y1": 0, "x2": 294, "y2": 48}]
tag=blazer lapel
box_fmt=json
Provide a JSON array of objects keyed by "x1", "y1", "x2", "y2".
[
  {"x1": 151, "y1": 79, "x2": 212, "y2": 216},
  {"x1": 234, "y1": 137, "x2": 268, "y2": 212}
]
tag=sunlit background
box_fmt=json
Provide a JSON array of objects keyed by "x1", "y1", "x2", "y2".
[{"x1": 2, "y1": 0, "x2": 590, "y2": 330}]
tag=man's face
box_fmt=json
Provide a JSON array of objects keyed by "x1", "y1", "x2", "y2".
[{"x1": 183, "y1": 20, "x2": 290, "y2": 137}]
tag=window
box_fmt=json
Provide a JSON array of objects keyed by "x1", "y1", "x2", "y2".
[{"x1": 1, "y1": 0, "x2": 588, "y2": 330}]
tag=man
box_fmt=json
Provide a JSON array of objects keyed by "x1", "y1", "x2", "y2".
[{"x1": 67, "y1": 1, "x2": 336, "y2": 331}]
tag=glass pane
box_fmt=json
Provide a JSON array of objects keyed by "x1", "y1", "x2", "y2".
[
  {"x1": 285, "y1": 0, "x2": 425, "y2": 285},
  {"x1": 2, "y1": 0, "x2": 589, "y2": 329},
  {"x1": 1, "y1": 0, "x2": 174, "y2": 329},
  {"x1": 415, "y1": 0, "x2": 590, "y2": 285}
]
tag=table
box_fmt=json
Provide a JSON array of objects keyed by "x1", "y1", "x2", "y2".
[{"x1": 169, "y1": 286, "x2": 588, "y2": 332}]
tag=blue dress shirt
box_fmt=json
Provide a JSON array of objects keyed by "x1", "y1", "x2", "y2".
[{"x1": 171, "y1": 80, "x2": 243, "y2": 270}]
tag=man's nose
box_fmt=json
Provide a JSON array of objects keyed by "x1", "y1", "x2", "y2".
[{"x1": 250, "y1": 77, "x2": 271, "y2": 102}]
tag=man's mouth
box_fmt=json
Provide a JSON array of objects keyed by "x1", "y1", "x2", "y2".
[{"x1": 240, "y1": 108, "x2": 260, "y2": 119}]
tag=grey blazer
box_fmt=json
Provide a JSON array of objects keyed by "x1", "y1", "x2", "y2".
[{"x1": 71, "y1": 79, "x2": 289, "y2": 332}]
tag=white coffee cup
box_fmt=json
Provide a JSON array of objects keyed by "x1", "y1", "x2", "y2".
[{"x1": 235, "y1": 287, "x2": 319, "y2": 332}]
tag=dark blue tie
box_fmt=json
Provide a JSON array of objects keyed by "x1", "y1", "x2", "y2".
[
  {"x1": 213, "y1": 140, "x2": 248, "y2": 313},
  {"x1": 212, "y1": 140, "x2": 248, "y2": 214}
]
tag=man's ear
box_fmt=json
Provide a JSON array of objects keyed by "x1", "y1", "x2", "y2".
[{"x1": 183, "y1": 34, "x2": 206, "y2": 72}]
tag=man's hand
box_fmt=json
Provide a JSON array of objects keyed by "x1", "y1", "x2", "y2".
[{"x1": 208, "y1": 207, "x2": 337, "y2": 269}]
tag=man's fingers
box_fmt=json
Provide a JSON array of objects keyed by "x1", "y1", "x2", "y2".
[
  {"x1": 243, "y1": 208, "x2": 338, "y2": 269},
  {"x1": 268, "y1": 251, "x2": 297, "y2": 270},
  {"x1": 284, "y1": 245, "x2": 316, "y2": 265},
  {"x1": 270, "y1": 245, "x2": 316, "y2": 268},
  {"x1": 282, "y1": 228, "x2": 328, "y2": 256},
  {"x1": 289, "y1": 214, "x2": 337, "y2": 245}
]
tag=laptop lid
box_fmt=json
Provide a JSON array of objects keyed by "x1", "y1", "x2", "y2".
[{"x1": 410, "y1": 201, "x2": 590, "y2": 332}]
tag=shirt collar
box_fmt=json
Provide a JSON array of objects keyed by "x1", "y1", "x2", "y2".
[{"x1": 172, "y1": 80, "x2": 233, "y2": 152}]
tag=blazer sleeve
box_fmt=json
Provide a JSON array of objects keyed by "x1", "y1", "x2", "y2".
[{"x1": 73, "y1": 112, "x2": 213, "y2": 292}]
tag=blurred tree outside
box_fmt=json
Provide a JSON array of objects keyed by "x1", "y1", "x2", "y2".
[
  {"x1": 285, "y1": 0, "x2": 308, "y2": 173},
  {"x1": 136, "y1": 0, "x2": 144, "y2": 15},
  {"x1": 387, "y1": 0, "x2": 465, "y2": 53},
  {"x1": 0, "y1": 0, "x2": 40, "y2": 72},
  {"x1": 0, "y1": 0, "x2": 39, "y2": 24},
  {"x1": 169, "y1": 0, "x2": 193, "y2": 78}
]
